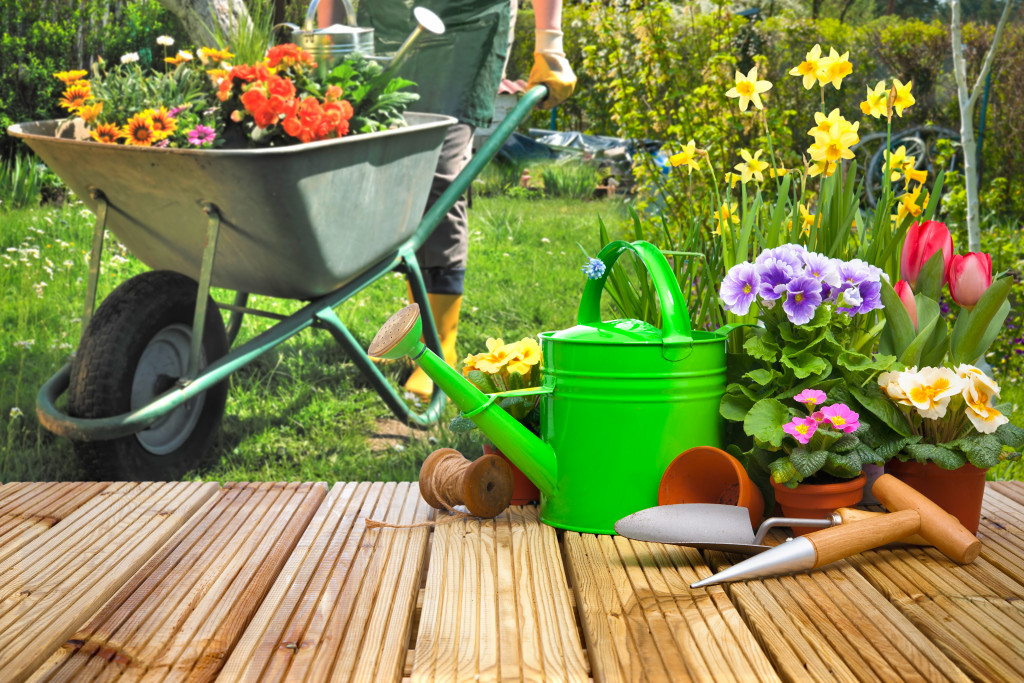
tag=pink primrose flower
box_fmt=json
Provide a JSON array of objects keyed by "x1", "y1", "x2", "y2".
[
  {"x1": 783, "y1": 416, "x2": 818, "y2": 445},
  {"x1": 794, "y1": 389, "x2": 827, "y2": 408},
  {"x1": 820, "y1": 403, "x2": 860, "y2": 433}
]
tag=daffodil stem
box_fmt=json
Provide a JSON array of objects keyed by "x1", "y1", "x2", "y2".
[{"x1": 761, "y1": 108, "x2": 780, "y2": 193}]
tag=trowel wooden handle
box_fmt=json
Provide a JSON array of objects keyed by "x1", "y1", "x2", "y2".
[
  {"x1": 808, "y1": 509, "x2": 922, "y2": 567},
  {"x1": 834, "y1": 507, "x2": 928, "y2": 546},
  {"x1": 872, "y1": 474, "x2": 981, "y2": 564}
]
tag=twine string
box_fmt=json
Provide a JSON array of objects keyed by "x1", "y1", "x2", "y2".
[{"x1": 366, "y1": 449, "x2": 474, "y2": 529}]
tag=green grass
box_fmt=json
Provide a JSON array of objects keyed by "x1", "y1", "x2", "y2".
[{"x1": 1, "y1": 195, "x2": 625, "y2": 482}]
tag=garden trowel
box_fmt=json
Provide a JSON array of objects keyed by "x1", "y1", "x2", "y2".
[{"x1": 614, "y1": 503, "x2": 925, "y2": 555}]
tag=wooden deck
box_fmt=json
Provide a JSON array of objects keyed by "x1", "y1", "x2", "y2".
[{"x1": 2, "y1": 480, "x2": 1023, "y2": 682}]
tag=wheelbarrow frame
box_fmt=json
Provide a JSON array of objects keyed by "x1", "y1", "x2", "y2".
[{"x1": 33, "y1": 86, "x2": 549, "y2": 444}]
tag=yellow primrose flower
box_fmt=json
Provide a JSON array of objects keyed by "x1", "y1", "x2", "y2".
[
  {"x1": 860, "y1": 80, "x2": 888, "y2": 119},
  {"x1": 891, "y1": 79, "x2": 915, "y2": 117},
  {"x1": 819, "y1": 47, "x2": 853, "y2": 90},
  {"x1": 897, "y1": 366, "x2": 963, "y2": 419},
  {"x1": 726, "y1": 66, "x2": 772, "y2": 112},
  {"x1": 485, "y1": 337, "x2": 505, "y2": 352},
  {"x1": 669, "y1": 140, "x2": 701, "y2": 174},
  {"x1": 475, "y1": 342, "x2": 516, "y2": 374},
  {"x1": 712, "y1": 203, "x2": 740, "y2": 235},
  {"x1": 461, "y1": 352, "x2": 485, "y2": 377},
  {"x1": 735, "y1": 149, "x2": 770, "y2": 183},
  {"x1": 789, "y1": 44, "x2": 825, "y2": 90},
  {"x1": 896, "y1": 186, "x2": 928, "y2": 223},
  {"x1": 506, "y1": 337, "x2": 542, "y2": 376},
  {"x1": 808, "y1": 122, "x2": 858, "y2": 166}
]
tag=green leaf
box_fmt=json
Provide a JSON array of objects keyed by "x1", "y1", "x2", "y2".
[
  {"x1": 958, "y1": 434, "x2": 1003, "y2": 469},
  {"x1": 743, "y1": 334, "x2": 781, "y2": 363},
  {"x1": 466, "y1": 370, "x2": 498, "y2": 394},
  {"x1": 879, "y1": 278, "x2": 915, "y2": 355},
  {"x1": 720, "y1": 391, "x2": 755, "y2": 422},
  {"x1": 824, "y1": 451, "x2": 862, "y2": 478},
  {"x1": 836, "y1": 349, "x2": 896, "y2": 373},
  {"x1": 848, "y1": 384, "x2": 912, "y2": 437},
  {"x1": 507, "y1": 371, "x2": 525, "y2": 391},
  {"x1": 899, "y1": 310, "x2": 940, "y2": 368},
  {"x1": 448, "y1": 415, "x2": 478, "y2": 433},
  {"x1": 780, "y1": 349, "x2": 829, "y2": 379},
  {"x1": 769, "y1": 457, "x2": 801, "y2": 487},
  {"x1": 831, "y1": 435, "x2": 860, "y2": 453},
  {"x1": 744, "y1": 368, "x2": 779, "y2": 386},
  {"x1": 951, "y1": 276, "x2": 1012, "y2": 364},
  {"x1": 852, "y1": 442, "x2": 884, "y2": 466},
  {"x1": 916, "y1": 249, "x2": 946, "y2": 301},
  {"x1": 743, "y1": 398, "x2": 791, "y2": 447},
  {"x1": 791, "y1": 448, "x2": 828, "y2": 477},
  {"x1": 874, "y1": 435, "x2": 921, "y2": 461},
  {"x1": 904, "y1": 443, "x2": 966, "y2": 469},
  {"x1": 996, "y1": 422, "x2": 1024, "y2": 449}
]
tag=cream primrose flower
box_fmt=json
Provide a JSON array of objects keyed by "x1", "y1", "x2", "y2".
[
  {"x1": 963, "y1": 381, "x2": 1009, "y2": 434},
  {"x1": 789, "y1": 44, "x2": 825, "y2": 90},
  {"x1": 878, "y1": 369, "x2": 914, "y2": 405},
  {"x1": 860, "y1": 80, "x2": 888, "y2": 118},
  {"x1": 726, "y1": 66, "x2": 772, "y2": 112},
  {"x1": 735, "y1": 149, "x2": 769, "y2": 183},
  {"x1": 819, "y1": 47, "x2": 853, "y2": 90},
  {"x1": 956, "y1": 364, "x2": 1000, "y2": 395},
  {"x1": 897, "y1": 366, "x2": 964, "y2": 419}
]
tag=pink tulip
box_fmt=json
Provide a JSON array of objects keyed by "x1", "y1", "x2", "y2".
[
  {"x1": 948, "y1": 252, "x2": 992, "y2": 309},
  {"x1": 894, "y1": 279, "x2": 918, "y2": 330},
  {"x1": 900, "y1": 220, "x2": 952, "y2": 289}
]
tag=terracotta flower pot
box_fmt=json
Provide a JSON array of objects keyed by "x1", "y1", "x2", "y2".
[
  {"x1": 885, "y1": 460, "x2": 987, "y2": 534},
  {"x1": 771, "y1": 474, "x2": 866, "y2": 536},
  {"x1": 482, "y1": 443, "x2": 540, "y2": 505},
  {"x1": 658, "y1": 446, "x2": 764, "y2": 529}
]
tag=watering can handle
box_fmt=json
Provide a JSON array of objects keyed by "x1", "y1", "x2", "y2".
[{"x1": 577, "y1": 240, "x2": 692, "y2": 344}]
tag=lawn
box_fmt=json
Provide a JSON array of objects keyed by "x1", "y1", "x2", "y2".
[{"x1": 1, "y1": 194, "x2": 627, "y2": 481}]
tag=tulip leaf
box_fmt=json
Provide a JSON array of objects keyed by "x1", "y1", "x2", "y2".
[
  {"x1": 899, "y1": 310, "x2": 940, "y2": 368},
  {"x1": 911, "y1": 295, "x2": 948, "y2": 367},
  {"x1": 743, "y1": 398, "x2": 791, "y2": 447},
  {"x1": 916, "y1": 249, "x2": 946, "y2": 301},
  {"x1": 879, "y1": 278, "x2": 915, "y2": 355},
  {"x1": 921, "y1": 169, "x2": 945, "y2": 222},
  {"x1": 950, "y1": 275, "x2": 1012, "y2": 364}
]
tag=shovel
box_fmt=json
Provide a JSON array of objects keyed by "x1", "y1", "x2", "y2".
[{"x1": 614, "y1": 503, "x2": 926, "y2": 555}]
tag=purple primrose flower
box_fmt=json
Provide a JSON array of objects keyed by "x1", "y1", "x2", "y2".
[
  {"x1": 801, "y1": 251, "x2": 841, "y2": 289},
  {"x1": 720, "y1": 262, "x2": 761, "y2": 315},
  {"x1": 756, "y1": 257, "x2": 795, "y2": 301},
  {"x1": 782, "y1": 275, "x2": 822, "y2": 325}
]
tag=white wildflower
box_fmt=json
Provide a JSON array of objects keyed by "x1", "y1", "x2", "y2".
[
  {"x1": 33, "y1": 281, "x2": 47, "y2": 297},
  {"x1": 9, "y1": 407, "x2": 23, "y2": 418},
  {"x1": 157, "y1": 35, "x2": 174, "y2": 46},
  {"x1": 121, "y1": 51, "x2": 140, "y2": 64},
  {"x1": 13, "y1": 339, "x2": 34, "y2": 349}
]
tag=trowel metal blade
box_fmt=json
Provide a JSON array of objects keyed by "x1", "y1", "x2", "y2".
[{"x1": 614, "y1": 503, "x2": 765, "y2": 554}]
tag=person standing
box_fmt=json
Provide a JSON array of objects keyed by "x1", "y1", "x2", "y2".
[{"x1": 321, "y1": 0, "x2": 576, "y2": 400}]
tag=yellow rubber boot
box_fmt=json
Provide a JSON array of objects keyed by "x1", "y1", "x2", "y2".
[{"x1": 404, "y1": 293, "x2": 462, "y2": 401}]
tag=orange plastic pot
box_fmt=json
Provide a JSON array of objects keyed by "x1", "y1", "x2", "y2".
[
  {"x1": 658, "y1": 446, "x2": 764, "y2": 529},
  {"x1": 885, "y1": 460, "x2": 986, "y2": 534},
  {"x1": 771, "y1": 475, "x2": 866, "y2": 536},
  {"x1": 483, "y1": 443, "x2": 540, "y2": 505}
]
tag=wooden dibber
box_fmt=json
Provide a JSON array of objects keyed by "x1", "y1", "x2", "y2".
[
  {"x1": 419, "y1": 447, "x2": 514, "y2": 518},
  {"x1": 691, "y1": 473, "x2": 981, "y2": 588}
]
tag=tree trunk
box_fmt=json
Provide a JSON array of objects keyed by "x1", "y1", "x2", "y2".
[
  {"x1": 949, "y1": 0, "x2": 1016, "y2": 252},
  {"x1": 158, "y1": 0, "x2": 251, "y2": 48}
]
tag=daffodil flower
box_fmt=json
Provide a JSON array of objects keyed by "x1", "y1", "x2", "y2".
[
  {"x1": 808, "y1": 122, "x2": 858, "y2": 166},
  {"x1": 860, "y1": 80, "x2": 888, "y2": 119},
  {"x1": 735, "y1": 149, "x2": 769, "y2": 183},
  {"x1": 904, "y1": 166, "x2": 928, "y2": 189},
  {"x1": 798, "y1": 204, "x2": 816, "y2": 236},
  {"x1": 669, "y1": 139, "x2": 701, "y2": 174},
  {"x1": 726, "y1": 66, "x2": 772, "y2": 112},
  {"x1": 819, "y1": 47, "x2": 852, "y2": 90},
  {"x1": 891, "y1": 78, "x2": 915, "y2": 117},
  {"x1": 896, "y1": 186, "x2": 928, "y2": 223},
  {"x1": 713, "y1": 203, "x2": 740, "y2": 235},
  {"x1": 807, "y1": 108, "x2": 856, "y2": 139},
  {"x1": 807, "y1": 158, "x2": 836, "y2": 179},
  {"x1": 789, "y1": 44, "x2": 825, "y2": 90},
  {"x1": 884, "y1": 146, "x2": 908, "y2": 182}
]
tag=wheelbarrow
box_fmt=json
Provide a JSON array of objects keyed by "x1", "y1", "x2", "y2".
[{"x1": 9, "y1": 85, "x2": 550, "y2": 480}]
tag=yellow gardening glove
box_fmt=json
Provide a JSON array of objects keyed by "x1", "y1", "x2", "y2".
[{"x1": 526, "y1": 29, "x2": 576, "y2": 109}]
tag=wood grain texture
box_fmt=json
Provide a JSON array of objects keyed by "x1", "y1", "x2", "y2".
[
  {"x1": 1, "y1": 481, "x2": 219, "y2": 683},
  {"x1": 26, "y1": 482, "x2": 324, "y2": 683}
]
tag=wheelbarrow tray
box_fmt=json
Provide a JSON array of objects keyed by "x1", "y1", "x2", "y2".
[{"x1": 9, "y1": 113, "x2": 455, "y2": 299}]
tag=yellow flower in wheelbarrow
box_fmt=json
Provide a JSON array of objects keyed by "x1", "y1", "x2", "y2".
[{"x1": 726, "y1": 66, "x2": 772, "y2": 112}]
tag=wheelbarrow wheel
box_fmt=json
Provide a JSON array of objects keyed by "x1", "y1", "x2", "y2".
[{"x1": 67, "y1": 270, "x2": 229, "y2": 480}]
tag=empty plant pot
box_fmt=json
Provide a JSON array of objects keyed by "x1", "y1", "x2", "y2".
[{"x1": 659, "y1": 446, "x2": 764, "y2": 529}]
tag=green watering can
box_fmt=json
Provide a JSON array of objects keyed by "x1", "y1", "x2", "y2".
[{"x1": 368, "y1": 240, "x2": 731, "y2": 533}]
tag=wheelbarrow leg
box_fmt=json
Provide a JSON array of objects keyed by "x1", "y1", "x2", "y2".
[
  {"x1": 81, "y1": 190, "x2": 109, "y2": 338},
  {"x1": 313, "y1": 307, "x2": 446, "y2": 426}
]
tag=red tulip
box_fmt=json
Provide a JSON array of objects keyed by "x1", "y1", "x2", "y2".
[
  {"x1": 948, "y1": 252, "x2": 992, "y2": 309},
  {"x1": 894, "y1": 279, "x2": 918, "y2": 330},
  {"x1": 900, "y1": 220, "x2": 952, "y2": 289}
]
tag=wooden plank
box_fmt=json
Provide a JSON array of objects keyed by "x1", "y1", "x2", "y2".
[
  {"x1": 978, "y1": 487, "x2": 1024, "y2": 583},
  {"x1": 0, "y1": 481, "x2": 218, "y2": 682},
  {"x1": 27, "y1": 482, "x2": 324, "y2": 683},
  {"x1": 494, "y1": 509, "x2": 521, "y2": 683},
  {"x1": 410, "y1": 499, "x2": 450, "y2": 683}
]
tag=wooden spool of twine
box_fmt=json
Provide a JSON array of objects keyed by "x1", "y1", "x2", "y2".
[{"x1": 366, "y1": 448, "x2": 514, "y2": 529}]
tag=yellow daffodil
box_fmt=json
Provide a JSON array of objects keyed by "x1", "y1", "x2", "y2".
[
  {"x1": 798, "y1": 204, "x2": 816, "y2": 236},
  {"x1": 891, "y1": 78, "x2": 915, "y2": 117},
  {"x1": 884, "y1": 145, "x2": 908, "y2": 182},
  {"x1": 860, "y1": 80, "x2": 888, "y2": 119},
  {"x1": 896, "y1": 185, "x2": 928, "y2": 223},
  {"x1": 713, "y1": 203, "x2": 740, "y2": 235},
  {"x1": 808, "y1": 122, "x2": 858, "y2": 166},
  {"x1": 506, "y1": 338, "x2": 542, "y2": 376},
  {"x1": 735, "y1": 149, "x2": 770, "y2": 183},
  {"x1": 789, "y1": 44, "x2": 825, "y2": 90},
  {"x1": 726, "y1": 66, "x2": 772, "y2": 112},
  {"x1": 904, "y1": 165, "x2": 928, "y2": 189},
  {"x1": 897, "y1": 366, "x2": 963, "y2": 419},
  {"x1": 819, "y1": 47, "x2": 852, "y2": 90},
  {"x1": 807, "y1": 158, "x2": 837, "y2": 178},
  {"x1": 808, "y1": 108, "x2": 857, "y2": 139},
  {"x1": 723, "y1": 172, "x2": 741, "y2": 188},
  {"x1": 769, "y1": 166, "x2": 789, "y2": 178},
  {"x1": 669, "y1": 140, "x2": 701, "y2": 174}
]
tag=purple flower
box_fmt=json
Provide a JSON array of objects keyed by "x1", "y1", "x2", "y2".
[
  {"x1": 168, "y1": 104, "x2": 188, "y2": 118},
  {"x1": 837, "y1": 258, "x2": 872, "y2": 288},
  {"x1": 756, "y1": 257, "x2": 795, "y2": 301},
  {"x1": 720, "y1": 262, "x2": 761, "y2": 315},
  {"x1": 801, "y1": 251, "x2": 841, "y2": 289},
  {"x1": 756, "y1": 245, "x2": 804, "y2": 272},
  {"x1": 838, "y1": 280, "x2": 882, "y2": 316},
  {"x1": 783, "y1": 416, "x2": 818, "y2": 444},
  {"x1": 820, "y1": 403, "x2": 860, "y2": 433},
  {"x1": 187, "y1": 125, "x2": 216, "y2": 146},
  {"x1": 782, "y1": 275, "x2": 822, "y2": 325}
]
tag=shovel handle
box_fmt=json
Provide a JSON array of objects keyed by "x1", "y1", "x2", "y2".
[
  {"x1": 835, "y1": 508, "x2": 929, "y2": 546},
  {"x1": 807, "y1": 509, "x2": 921, "y2": 568},
  {"x1": 872, "y1": 474, "x2": 981, "y2": 564}
]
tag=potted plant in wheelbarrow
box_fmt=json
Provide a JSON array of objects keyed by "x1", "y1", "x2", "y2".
[{"x1": 12, "y1": 24, "x2": 545, "y2": 480}]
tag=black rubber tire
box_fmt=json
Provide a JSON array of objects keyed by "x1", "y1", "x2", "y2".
[{"x1": 67, "y1": 270, "x2": 229, "y2": 480}]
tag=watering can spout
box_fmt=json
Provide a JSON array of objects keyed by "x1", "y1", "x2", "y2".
[{"x1": 368, "y1": 305, "x2": 558, "y2": 496}]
